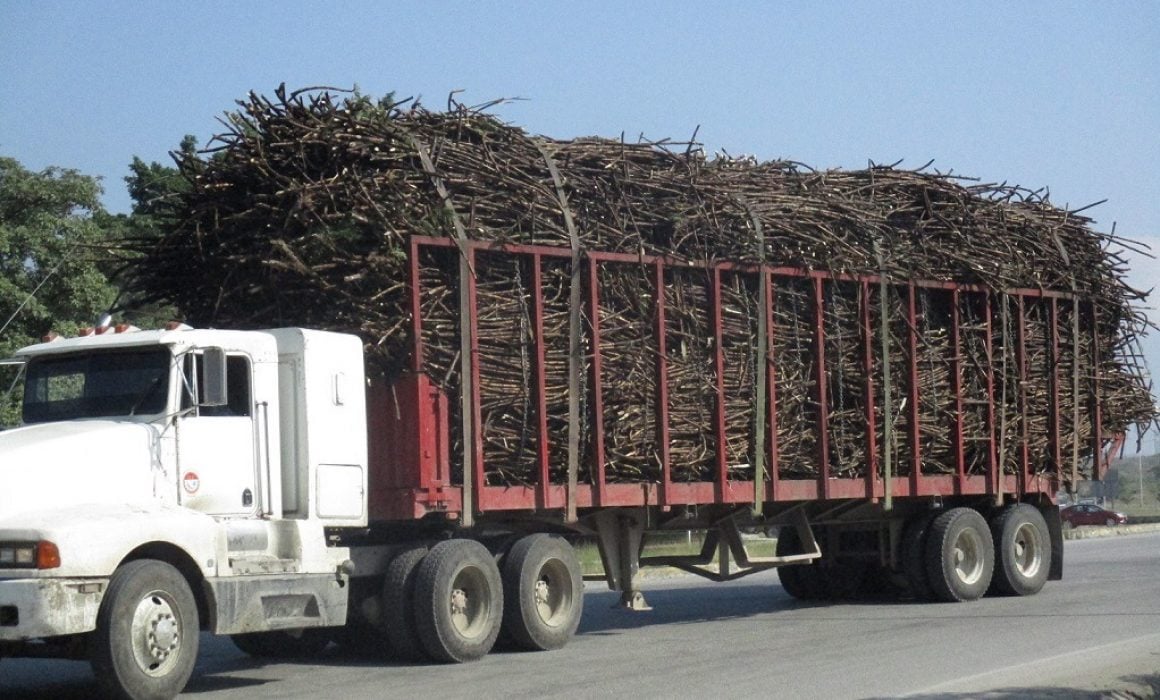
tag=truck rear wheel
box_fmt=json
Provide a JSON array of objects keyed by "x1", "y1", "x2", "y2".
[
  {"x1": 231, "y1": 629, "x2": 330, "y2": 658},
  {"x1": 501, "y1": 534, "x2": 583, "y2": 651},
  {"x1": 988, "y1": 504, "x2": 1050, "y2": 596},
  {"x1": 901, "y1": 511, "x2": 938, "y2": 601},
  {"x1": 924, "y1": 507, "x2": 994, "y2": 602},
  {"x1": 382, "y1": 546, "x2": 429, "y2": 660},
  {"x1": 90, "y1": 560, "x2": 199, "y2": 700},
  {"x1": 413, "y1": 539, "x2": 503, "y2": 663},
  {"x1": 775, "y1": 527, "x2": 823, "y2": 600}
]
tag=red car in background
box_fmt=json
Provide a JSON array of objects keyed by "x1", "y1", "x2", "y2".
[{"x1": 1060, "y1": 504, "x2": 1128, "y2": 528}]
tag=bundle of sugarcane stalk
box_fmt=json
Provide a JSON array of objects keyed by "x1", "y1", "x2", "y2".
[{"x1": 123, "y1": 86, "x2": 1155, "y2": 487}]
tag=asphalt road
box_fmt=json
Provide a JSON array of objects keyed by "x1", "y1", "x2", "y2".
[{"x1": 3, "y1": 532, "x2": 1158, "y2": 699}]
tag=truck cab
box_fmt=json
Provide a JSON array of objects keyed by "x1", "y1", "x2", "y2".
[{"x1": 0, "y1": 324, "x2": 366, "y2": 698}]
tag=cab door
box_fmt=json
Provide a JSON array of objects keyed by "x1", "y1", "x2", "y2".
[{"x1": 176, "y1": 352, "x2": 259, "y2": 516}]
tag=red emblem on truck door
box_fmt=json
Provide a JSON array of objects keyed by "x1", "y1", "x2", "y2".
[{"x1": 182, "y1": 472, "x2": 201, "y2": 494}]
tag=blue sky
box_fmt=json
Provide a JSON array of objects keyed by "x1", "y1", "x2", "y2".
[{"x1": 2, "y1": 1, "x2": 1159, "y2": 436}]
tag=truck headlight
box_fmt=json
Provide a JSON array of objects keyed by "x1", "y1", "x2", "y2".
[{"x1": 0, "y1": 541, "x2": 60, "y2": 569}]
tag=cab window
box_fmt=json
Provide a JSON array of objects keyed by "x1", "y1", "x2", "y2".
[{"x1": 181, "y1": 353, "x2": 252, "y2": 417}]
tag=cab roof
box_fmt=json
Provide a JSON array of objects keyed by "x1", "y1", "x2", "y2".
[{"x1": 15, "y1": 327, "x2": 279, "y2": 360}]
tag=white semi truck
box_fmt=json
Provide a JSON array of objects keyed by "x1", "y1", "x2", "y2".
[
  {"x1": 0, "y1": 325, "x2": 393, "y2": 697},
  {"x1": 1, "y1": 238, "x2": 1082, "y2": 699}
]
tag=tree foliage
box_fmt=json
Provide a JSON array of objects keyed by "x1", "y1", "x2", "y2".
[{"x1": 0, "y1": 157, "x2": 121, "y2": 425}]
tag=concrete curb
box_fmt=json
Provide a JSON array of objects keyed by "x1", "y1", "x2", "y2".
[{"x1": 1062, "y1": 522, "x2": 1160, "y2": 540}]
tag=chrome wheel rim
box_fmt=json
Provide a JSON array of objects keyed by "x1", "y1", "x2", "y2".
[
  {"x1": 952, "y1": 529, "x2": 985, "y2": 586},
  {"x1": 129, "y1": 589, "x2": 183, "y2": 676},
  {"x1": 1011, "y1": 522, "x2": 1042, "y2": 578},
  {"x1": 533, "y1": 558, "x2": 574, "y2": 628},
  {"x1": 448, "y1": 566, "x2": 490, "y2": 639}
]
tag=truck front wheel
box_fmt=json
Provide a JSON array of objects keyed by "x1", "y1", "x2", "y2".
[
  {"x1": 413, "y1": 539, "x2": 503, "y2": 663},
  {"x1": 501, "y1": 534, "x2": 583, "y2": 651},
  {"x1": 90, "y1": 560, "x2": 199, "y2": 700}
]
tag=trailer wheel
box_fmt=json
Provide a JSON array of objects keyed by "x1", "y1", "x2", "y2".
[
  {"x1": 924, "y1": 507, "x2": 994, "y2": 602},
  {"x1": 501, "y1": 534, "x2": 583, "y2": 651},
  {"x1": 90, "y1": 560, "x2": 199, "y2": 700},
  {"x1": 901, "y1": 511, "x2": 938, "y2": 601},
  {"x1": 413, "y1": 539, "x2": 503, "y2": 663},
  {"x1": 231, "y1": 629, "x2": 330, "y2": 658},
  {"x1": 382, "y1": 546, "x2": 429, "y2": 661},
  {"x1": 775, "y1": 527, "x2": 823, "y2": 600},
  {"x1": 988, "y1": 504, "x2": 1050, "y2": 596}
]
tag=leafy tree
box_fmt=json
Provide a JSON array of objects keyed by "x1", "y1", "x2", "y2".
[
  {"x1": 123, "y1": 136, "x2": 195, "y2": 228},
  {"x1": 0, "y1": 157, "x2": 120, "y2": 426},
  {"x1": 103, "y1": 139, "x2": 194, "y2": 327}
]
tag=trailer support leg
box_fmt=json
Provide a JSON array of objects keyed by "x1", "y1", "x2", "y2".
[{"x1": 587, "y1": 509, "x2": 651, "y2": 611}]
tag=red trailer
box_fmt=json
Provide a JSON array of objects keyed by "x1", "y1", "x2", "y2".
[{"x1": 366, "y1": 234, "x2": 1101, "y2": 611}]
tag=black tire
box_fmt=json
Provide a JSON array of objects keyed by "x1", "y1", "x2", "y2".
[
  {"x1": 988, "y1": 504, "x2": 1051, "y2": 596},
  {"x1": 775, "y1": 527, "x2": 824, "y2": 600},
  {"x1": 382, "y1": 546, "x2": 429, "y2": 661},
  {"x1": 90, "y1": 560, "x2": 200, "y2": 700},
  {"x1": 231, "y1": 629, "x2": 330, "y2": 658},
  {"x1": 413, "y1": 539, "x2": 503, "y2": 663},
  {"x1": 1105, "y1": 518, "x2": 1116, "y2": 527},
  {"x1": 901, "y1": 511, "x2": 938, "y2": 601},
  {"x1": 501, "y1": 534, "x2": 583, "y2": 651},
  {"x1": 924, "y1": 507, "x2": 994, "y2": 602}
]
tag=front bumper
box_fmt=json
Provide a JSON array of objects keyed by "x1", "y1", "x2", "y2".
[{"x1": 0, "y1": 577, "x2": 106, "y2": 640}]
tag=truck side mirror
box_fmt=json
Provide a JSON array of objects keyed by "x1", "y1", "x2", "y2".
[{"x1": 201, "y1": 348, "x2": 228, "y2": 407}]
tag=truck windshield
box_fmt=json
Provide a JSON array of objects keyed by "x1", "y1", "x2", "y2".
[{"x1": 22, "y1": 349, "x2": 173, "y2": 423}]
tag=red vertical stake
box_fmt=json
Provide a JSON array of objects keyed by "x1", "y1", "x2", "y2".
[
  {"x1": 531, "y1": 254, "x2": 551, "y2": 510},
  {"x1": 1016, "y1": 295, "x2": 1030, "y2": 494},
  {"x1": 467, "y1": 248, "x2": 486, "y2": 510},
  {"x1": 654, "y1": 260, "x2": 671, "y2": 507},
  {"x1": 712, "y1": 268, "x2": 729, "y2": 500},
  {"x1": 588, "y1": 258, "x2": 607, "y2": 506},
  {"x1": 951, "y1": 289, "x2": 965, "y2": 492},
  {"x1": 767, "y1": 272, "x2": 780, "y2": 502},
  {"x1": 813, "y1": 276, "x2": 831, "y2": 499},
  {"x1": 409, "y1": 237, "x2": 425, "y2": 372},
  {"x1": 1091, "y1": 302, "x2": 1104, "y2": 482},
  {"x1": 860, "y1": 281, "x2": 879, "y2": 499},
  {"x1": 1050, "y1": 298, "x2": 1062, "y2": 488},
  {"x1": 984, "y1": 293, "x2": 999, "y2": 499},
  {"x1": 907, "y1": 284, "x2": 921, "y2": 496}
]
